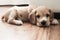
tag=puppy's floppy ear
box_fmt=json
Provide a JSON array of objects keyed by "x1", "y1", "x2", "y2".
[
  {"x1": 29, "y1": 9, "x2": 37, "y2": 24},
  {"x1": 48, "y1": 8, "x2": 53, "y2": 14},
  {"x1": 49, "y1": 9, "x2": 54, "y2": 22},
  {"x1": 49, "y1": 9, "x2": 59, "y2": 24}
]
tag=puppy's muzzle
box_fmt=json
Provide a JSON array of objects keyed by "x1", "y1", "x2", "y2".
[{"x1": 41, "y1": 20, "x2": 47, "y2": 26}]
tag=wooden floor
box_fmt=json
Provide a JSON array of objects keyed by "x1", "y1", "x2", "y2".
[{"x1": 0, "y1": 7, "x2": 60, "y2": 40}]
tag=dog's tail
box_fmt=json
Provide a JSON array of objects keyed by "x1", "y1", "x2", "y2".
[
  {"x1": 1, "y1": 16, "x2": 6, "y2": 22},
  {"x1": 1, "y1": 16, "x2": 4, "y2": 22}
]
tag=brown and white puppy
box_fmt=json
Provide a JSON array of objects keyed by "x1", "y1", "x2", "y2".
[
  {"x1": 1, "y1": 6, "x2": 59, "y2": 26},
  {"x1": 29, "y1": 6, "x2": 59, "y2": 26}
]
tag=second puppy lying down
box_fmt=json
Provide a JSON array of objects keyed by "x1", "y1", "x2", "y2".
[
  {"x1": 2, "y1": 6, "x2": 33, "y2": 25},
  {"x1": 1, "y1": 6, "x2": 59, "y2": 26}
]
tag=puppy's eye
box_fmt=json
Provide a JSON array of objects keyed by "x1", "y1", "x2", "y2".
[
  {"x1": 46, "y1": 14, "x2": 50, "y2": 17},
  {"x1": 20, "y1": 15, "x2": 22, "y2": 17},
  {"x1": 36, "y1": 15, "x2": 40, "y2": 18}
]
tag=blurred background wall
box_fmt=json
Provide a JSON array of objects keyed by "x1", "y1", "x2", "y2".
[
  {"x1": 0, "y1": 0, "x2": 29, "y2": 5},
  {"x1": 0, "y1": 0, "x2": 60, "y2": 12},
  {"x1": 29, "y1": 0, "x2": 60, "y2": 12}
]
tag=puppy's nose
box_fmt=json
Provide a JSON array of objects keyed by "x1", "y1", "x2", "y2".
[{"x1": 41, "y1": 21, "x2": 46, "y2": 25}]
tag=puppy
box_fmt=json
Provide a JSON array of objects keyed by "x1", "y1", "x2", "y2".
[
  {"x1": 1, "y1": 6, "x2": 34, "y2": 25},
  {"x1": 29, "y1": 6, "x2": 59, "y2": 26},
  {"x1": 1, "y1": 6, "x2": 59, "y2": 26}
]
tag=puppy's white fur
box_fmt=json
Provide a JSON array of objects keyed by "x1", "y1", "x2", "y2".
[{"x1": 51, "y1": 19, "x2": 59, "y2": 24}]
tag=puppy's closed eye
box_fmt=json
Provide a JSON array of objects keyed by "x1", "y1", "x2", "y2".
[
  {"x1": 36, "y1": 15, "x2": 40, "y2": 18},
  {"x1": 20, "y1": 15, "x2": 22, "y2": 17},
  {"x1": 46, "y1": 14, "x2": 50, "y2": 17}
]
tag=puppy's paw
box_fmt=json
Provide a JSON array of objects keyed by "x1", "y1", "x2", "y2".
[
  {"x1": 51, "y1": 19, "x2": 59, "y2": 25},
  {"x1": 16, "y1": 20, "x2": 23, "y2": 25}
]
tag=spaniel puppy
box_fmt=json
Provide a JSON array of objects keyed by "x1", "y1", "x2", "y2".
[
  {"x1": 1, "y1": 6, "x2": 34, "y2": 25},
  {"x1": 1, "y1": 6, "x2": 59, "y2": 26},
  {"x1": 29, "y1": 6, "x2": 59, "y2": 26}
]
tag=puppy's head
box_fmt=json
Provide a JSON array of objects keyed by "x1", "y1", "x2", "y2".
[{"x1": 29, "y1": 6, "x2": 53, "y2": 26}]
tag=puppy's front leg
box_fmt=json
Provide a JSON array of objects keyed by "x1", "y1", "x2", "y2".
[
  {"x1": 13, "y1": 20, "x2": 23, "y2": 25},
  {"x1": 7, "y1": 17, "x2": 23, "y2": 25}
]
